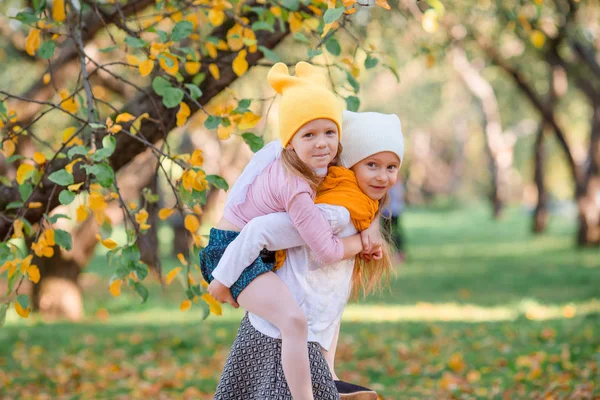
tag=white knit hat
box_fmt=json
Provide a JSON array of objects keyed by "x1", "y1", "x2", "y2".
[{"x1": 339, "y1": 110, "x2": 405, "y2": 168}]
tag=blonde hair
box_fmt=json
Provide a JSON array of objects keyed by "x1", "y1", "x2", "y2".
[
  {"x1": 349, "y1": 193, "x2": 395, "y2": 300},
  {"x1": 280, "y1": 143, "x2": 343, "y2": 192}
]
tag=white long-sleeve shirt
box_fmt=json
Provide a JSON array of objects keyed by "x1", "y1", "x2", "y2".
[{"x1": 213, "y1": 204, "x2": 356, "y2": 351}]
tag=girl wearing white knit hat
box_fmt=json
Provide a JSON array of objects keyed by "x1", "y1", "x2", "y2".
[{"x1": 213, "y1": 110, "x2": 404, "y2": 400}]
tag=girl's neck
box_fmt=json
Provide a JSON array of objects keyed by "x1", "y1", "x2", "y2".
[{"x1": 312, "y1": 166, "x2": 328, "y2": 177}]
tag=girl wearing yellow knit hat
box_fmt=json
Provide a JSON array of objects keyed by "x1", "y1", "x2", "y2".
[{"x1": 200, "y1": 62, "x2": 374, "y2": 400}]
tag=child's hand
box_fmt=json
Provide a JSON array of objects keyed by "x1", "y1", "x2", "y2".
[
  {"x1": 360, "y1": 219, "x2": 382, "y2": 254},
  {"x1": 360, "y1": 245, "x2": 383, "y2": 261},
  {"x1": 208, "y1": 279, "x2": 239, "y2": 308}
]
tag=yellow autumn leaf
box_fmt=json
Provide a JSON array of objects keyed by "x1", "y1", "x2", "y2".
[
  {"x1": 181, "y1": 169, "x2": 196, "y2": 192},
  {"x1": 59, "y1": 90, "x2": 79, "y2": 113},
  {"x1": 61, "y1": 127, "x2": 83, "y2": 146},
  {"x1": 130, "y1": 113, "x2": 149, "y2": 135},
  {"x1": 109, "y1": 279, "x2": 122, "y2": 297},
  {"x1": 33, "y1": 152, "x2": 46, "y2": 164},
  {"x1": 288, "y1": 13, "x2": 303, "y2": 34},
  {"x1": 530, "y1": 30, "x2": 546, "y2": 48},
  {"x1": 238, "y1": 112, "x2": 261, "y2": 130},
  {"x1": 158, "y1": 208, "x2": 174, "y2": 220},
  {"x1": 190, "y1": 149, "x2": 204, "y2": 167},
  {"x1": 15, "y1": 302, "x2": 30, "y2": 318},
  {"x1": 27, "y1": 265, "x2": 40, "y2": 284},
  {"x1": 2, "y1": 140, "x2": 16, "y2": 157},
  {"x1": 20, "y1": 256, "x2": 31, "y2": 274},
  {"x1": 116, "y1": 113, "x2": 136, "y2": 123},
  {"x1": 217, "y1": 123, "x2": 235, "y2": 140},
  {"x1": 76, "y1": 205, "x2": 89, "y2": 222},
  {"x1": 25, "y1": 29, "x2": 41, "y2": 56},
  {"x1": 232, "y1": 50, "x2": 248, "y2": 77},
  {"x1": 184, "y1": 61, "x2": 201, "y2": 75},
  {"x1": 165, "y1": 267, "x2": 182, "y2": 285},
  {"x1": 52, "y1": 0, "x2": 66, "y2": 21},
  {"x1": 270, "y1": 6, "x2": 281, "y2": 17},
  {"x1": 138, "y1": 59, "x2": 154, "y2": 77},
  {"x1": 45, "y1": 229, "x2": 55, "y2": 246},
  {"x1": 375, "y1": 0, "x2": 391, "y2": 10},
  {"x1": 126, "y1": 54, "x2": 140, "y2": 66},
  {"x1": 208, "y1": 9, "x2": 225, "y2": 26},
  {"x1": 12, "y1": 219, "x2": 24, "y2": 239},
  {"x1": 16, "y1": 164, "x2": 35, "y2": 185},
  {"x1": 89, "y1": 192, "x2": 107, "y2": 212},
  {"x1": 135, "y1": 209, "x2": 148, "y2": 225},
  {"x1": 201, "y1": 293, "x2": 223, "y2": 315},
  {"x1": 177, "y1": 253, "x2": 188, "y2": 266},
  {"x1": 422, "y1": 9, "x2": 438, "y2": 33},
  {"x1": 209, "y1": 63, "x2": 220, "y2": 80},
  {"x1": 205, "y1": 42, "x2": 218, "y2": 59},
  {"x1": 28, "y1": 202, "x2": 42, "y2": 209},
  {"x1": 43, "y1": 73, "x2": 51, "y2": 84},
  {"x1": 184, "y1": 214, "x2": 200, "y2": 233},
  {"x1": 159, "y1": 53, "x2": 179, "y2": 76},
  {"x1": 193, "y1": 170, "x2": 207, "y2": 191},
  {"x1": 177, "y1": 102, "x2": 191, "y2": 127},
  {"x1": 180, "y1": 299, "x2": 192, "y2": 312},
  {"x1": 226, "y1": 24, "x2": 244, "y2": 51},
  {"x1": 65, "y1": 159, "x2": 81, "y2": 174}
]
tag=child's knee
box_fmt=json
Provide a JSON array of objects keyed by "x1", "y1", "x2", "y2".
[{"x1": 280, "y1": 308, "x2": 307, "y2": 335}]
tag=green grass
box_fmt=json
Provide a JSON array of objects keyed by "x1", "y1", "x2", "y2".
[{"x1": 1, "y1": 205, "x2": 599, "y2": 399}]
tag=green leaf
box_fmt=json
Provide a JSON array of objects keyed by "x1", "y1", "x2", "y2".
[
  {"x1": 89, "y1": 122, "x2": 106, "y2": 129},
  {"x1": 67, "y1": 146, "x2": 88, "y2": 159},
  {"x1": 242, "y1": 132, "x2": 265, "y2": 153},
  {"x1": 48, "y1": 169, "x2": 74, "y2": 186},
  {"x1": 346, "y1": 71, "x2": 360, "y2": 93},
  {"x1": 384, "y1": 64, "x2": 400, "y2": 82},
  {"x1": 293, "y1": 32, "x2": 311, "y2": 44},
  {"x1": 162, "y1": 88, "x2": 185, "y2": 108},
  {"x1": 33, "y1": 0, "x2": 47, "y2": 13},
  {"x1": 156, "y1": 29, "x2": 169, "y2": 43},
  {"x1": 99, "y1": 45, "x2": 119, "y2": 53},
  {"x1": 324, "y1": 7, "x2": 345, "y2": 24},
  {"x1": 100, "y1": 219, "x2": 113, "y2": 240},
  {"x1": 206, "y1": 175, "x2": 229, "y2": 190},
  {"x1": 364, "y1": 54, "x2": 379, "y2": 69},
  {"x1": 45, "y1": 213, "x2": 71, "y2": 224},
  {"x1": 171, "y1": 21, "x2": 194, "y2": 41},
  {"x1": 234, "y1": 99, "x2": 251, "y2": 114},
  {"x1": 54, "y1": 229, "x2": 72, "y2": 251},
  {"x1": 252, "y1": 21, "x2": 275, "y2": 33},
  {"x1": 125, "y1": 36, "x2": 147, "y2": 48},
  {"x1": 185, "y1": 83, "x2": 203, "y2": 100},
  {"x1": 0, "y1": 303, "x2": 8, "y2": 328},
  {"x1": 307, "y1": 48, "x2": 323, "y2": 58},
  {"x1": 17, "y1": 294, "x2": 29, "y2": 310},
  {"x1": 14, "y1": 11, "x2": 39, "y2": 24},
  {"x1": 6, "y1": 154, "x2": 25, "y2": 164},
  {"x1": 152, "y1": 76, "x2": 172, "y2": 96},
  {"x1": 325, "y1": 38, "x2": 341, "y2": 56},
  {"x1": 37, "y1": 41, "x2": 55, "y2": 59},
  {"x1": 58, "y1": 190, "x2": 75, "y2": 205},
  {"x1": 282, "y1": 0, "x2": 300, "y2": 10},
  {"x1": 132, "y1": 282, "x2": 149, "y2": 303},
  {"x1": 133, "y1": 262, "x2": 149, "y2": 281},
  {"x1": 6, "y1": 201, "x2": 24, "y2": 210},
  {"x1": 192, "y1": 72, "x2": 206, "y2": 86},
  {"x1": 258, "y1": 45, "x2": 280, "y2": 62},
  {"x1": 84, "y1": 163, "x2": 115, "y2": 188},
  {"x1": 204, "y1": 115, "x2": 221, "y2": 130},
  {"x1": 19, "y1": 183, "x2": 33, "y2": 201},
  {"x1": 345, "y1": 96, "x2": 360, "y2": 112},
  {"x1": 102, "y1": 135, "x2": 116, "y2": 154}
]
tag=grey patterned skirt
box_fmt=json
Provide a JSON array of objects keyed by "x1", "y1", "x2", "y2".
[{"x1": 215, "y1": 315, "x2": 340, "y2": 400}]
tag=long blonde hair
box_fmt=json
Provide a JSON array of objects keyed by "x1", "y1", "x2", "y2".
[
  {"x1": 350, "y1": 194, "x2": 395, "y2": 300},
  {"x1": 280, "y1": 143, "x2": 343, "y2": 192}
]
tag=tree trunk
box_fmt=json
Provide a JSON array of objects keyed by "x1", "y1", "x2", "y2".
[
  {"x1": 532, "y1": 123, "x2": 549, "y2": 233},
  {"x1": 451, "y1": 46, "x2": 514, "y2": 219}
]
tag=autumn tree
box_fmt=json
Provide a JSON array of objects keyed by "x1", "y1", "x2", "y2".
[{"x1": 0, "y1": 0, "x2": 394, "y2": 322}]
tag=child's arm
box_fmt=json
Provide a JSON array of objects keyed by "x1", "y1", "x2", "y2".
[{"x1": 211, "y1": 208, "x2": 362, "y2": 289}]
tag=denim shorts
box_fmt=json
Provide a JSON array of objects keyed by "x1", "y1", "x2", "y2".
[{"x1": 199, "y1": 228, "x2": 275, "y2": 301}]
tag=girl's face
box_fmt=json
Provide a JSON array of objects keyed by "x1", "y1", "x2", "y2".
[
  {"x1": 287, "y1": 119, "x2": 339, "y2": 170},
  {"x1": 351, "y1": 151, "x2": 401, "y2": 200}
]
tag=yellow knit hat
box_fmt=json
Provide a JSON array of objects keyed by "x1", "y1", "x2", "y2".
[{"x1": 268, "y1": 62, "x2": 343, "y2": 147}]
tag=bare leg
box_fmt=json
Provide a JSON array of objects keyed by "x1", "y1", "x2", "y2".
[
  {"x1": 322, "y1": 320, "x2": 341, "y2": 380},
  {"x1": 237, "y1": 272, "x2": 314, "y2": 400}
]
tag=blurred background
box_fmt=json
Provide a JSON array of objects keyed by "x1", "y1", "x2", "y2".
[{"x1": 1, "y1": 0, "x2": 599, "y2": 398}]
